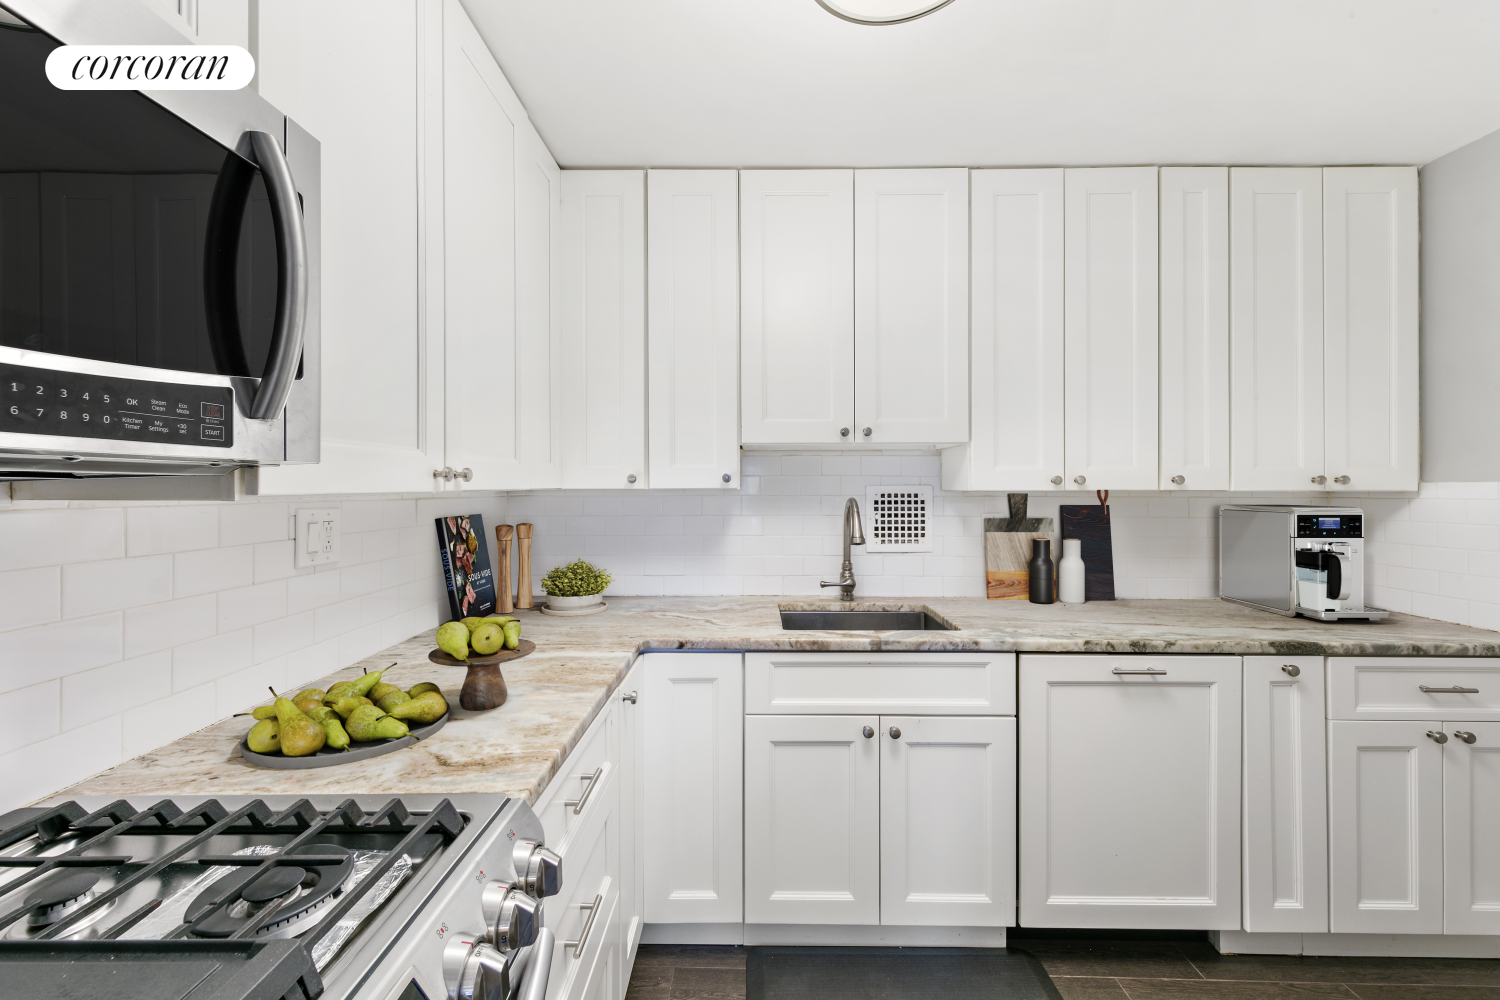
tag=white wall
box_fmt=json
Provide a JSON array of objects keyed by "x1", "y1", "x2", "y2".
[
  {"x1": 0, "y1": 490, "x2": 506, "y2": 812},
  {"x1": 1420, "y1": 126, "x2": 1500, "y2": 482}
]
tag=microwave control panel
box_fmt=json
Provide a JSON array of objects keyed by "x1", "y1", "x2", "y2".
[
  {"x1": 1, "y1": 363, "x2": 234, "y2": 449},
  {"x1": 1295, "y1": 513, "x2": 1363, "y2": 539}
]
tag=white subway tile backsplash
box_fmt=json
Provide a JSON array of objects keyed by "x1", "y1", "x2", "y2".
[
  {"x1": 61, "y1": 555, "x2": 174, "y2": 618},
  {"x1": 175, "y1": 545, "x2": 255, "y2": 598},
  {"x1": 172, "y1": 629, "x2": 253, "y2": 691},
  {"x1": 61, "y1": 651, "x2": 173, "y2": 731},
  {"x1": 0, "y1": 566, "x2": 61, "y2": 632},
  {"x1": 0, "y1": 508, "x2": 123, "y2": 571},
  {"x1": 0, "y1": 611, "x2": 122, "y2": 693},
  {"x1": 126, "y1": 505, "x2": 218, "y2": 555},
  {"x1": 0, "y1": 680, "x2": 60, "y2": 756},
  {"x1": 122, "y1": 682, "x2": 217, "y2": 760},
  {"x1": 0, "y1": 716, "x2": 122, "y2": 813},
  {"x1": 217, "y1": 581, "x2": 289, "y2": 633},
  {"x1": 219, "y1": 501, "x2": 290, "y2": 547}
]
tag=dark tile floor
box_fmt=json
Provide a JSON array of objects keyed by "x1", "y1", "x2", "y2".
[{"x1": 624, "y1": 938, "x2": 1500, "y2": 1000}]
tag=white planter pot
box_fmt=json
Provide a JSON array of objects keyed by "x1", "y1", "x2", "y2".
[{"x1": 544, "y1": 593, "x2": 605, "y2": 610}]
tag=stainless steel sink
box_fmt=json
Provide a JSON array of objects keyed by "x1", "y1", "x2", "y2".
[{"x1": 779, "y1": 610, "x2": 954, "y2": 631}]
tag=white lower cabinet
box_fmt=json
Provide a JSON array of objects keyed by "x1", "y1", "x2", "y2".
[
  {"x1": 1019, "y1": 655, "x2": 1242, "y2": 929},
  {"x1": 1444, "y1": 721, "x2": 1500, "y2": 935}
]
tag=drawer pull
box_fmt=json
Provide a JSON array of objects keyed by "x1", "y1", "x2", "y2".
[
  {"x1": 1281, "y1": 664, "x2": 1301, "y2": 677},
  {"x1": 1420, "y1": 685, "x2": 1480, "y2": 694},
  {"x1": 563, "y1": 767, "x2": 604, "y2": 816},
  {"x1": 1455, "y1": 731, "x2": 1478, "y2": 744},
  {"x1": 1112, "y1": 668, "x2": 1167, "y2": 675},
  {"x1": 563, "y1": 892, "x2": 604, "y2": 959}
]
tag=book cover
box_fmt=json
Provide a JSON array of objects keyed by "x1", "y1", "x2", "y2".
[{"x1": 435, "y1": 514, "x2": 497, "y2": 620}]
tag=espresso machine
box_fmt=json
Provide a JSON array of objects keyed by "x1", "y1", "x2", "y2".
[{"x1": 1219, "y1": 505, "x2": 1389, "y2": 621}]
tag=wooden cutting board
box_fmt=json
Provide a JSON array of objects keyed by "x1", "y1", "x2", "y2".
[
  {"x1": 984, "y1": 493, "x2": 1054, "y2": 600},
  {"x1": 1060, "y1": 502, "x2": 1116, "y2": 601}
]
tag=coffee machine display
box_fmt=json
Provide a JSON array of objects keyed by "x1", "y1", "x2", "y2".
[{"x1": 1219, "y1": 505, "x2": 1389, "y2": 621}]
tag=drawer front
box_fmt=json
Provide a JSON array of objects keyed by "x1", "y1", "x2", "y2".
[
  {"x1": 546, "y1": 769, "x2": 620, "y2": 999},
  {"x1": 745, "y1": 651, "x2": 1016, "y2": 715},
  {"x1": 1328, "y1": 657, "x2": 1500, "y2": 721},
  {"x1": 536, "y1": 699, "x2": 619, "y2": 843}
]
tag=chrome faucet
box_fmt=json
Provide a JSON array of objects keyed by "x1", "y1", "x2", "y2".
[{"x1": 820, "y1": 497, "x2": 866, "y2": 601}]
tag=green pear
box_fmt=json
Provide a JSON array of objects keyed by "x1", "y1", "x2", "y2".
[
  {"x1": 304, "y1": 704, "x2": 335, "y2": 723},
  {"x1": 388, "y1": 690, "x2": 448, "y2": 724},
  {"x1": 502, "y1": 620, "x2": 521, "y2": 650},
  {"x1": 376, "y1": 689, "x2": 410, "y2": 713},
  {"x1": 293, "y1": 695, "x2": 323, "y2": 715},
  {"x1": 272, "y1": 693, "x2": 326, "y2": 757},
  {"x1": 470, "y1": 621, "x2": 504, "y2": 656},
  {"x1": 460, "y1": 616, "x2": 485, "y2": 633},
  {"x1": 332, "y1": 695, "x2": 374, "y2": 719},
  {"x1": 346, "y1": 704, "x2": 409, "y2": 741},
  {"x1": 369, "y1": 682, "x2": 402, "y2": 702},
  {"x1": 349, "y1": 666, "x2": 390, "y2": 698},
  {"x1": 325, "y1": 681, "x2": 355, "y2": 702},
  {"x1": 249, "y1": 704, "x2": 277, "y2": 721},
  {"x1": 320, "y1": 715, "x2": 351, "y2": 750},
  {"x1": 482, "y1": 615, "x2": 516, "y2": 625},
  {"x1": 247, "y1": 718, "x2": 280, "y2": 754},
  {"x1": 292, "y1": 688, "x2": 326, "y2": 703},
  {"x1": 436, "y1": 622, "x2": 469, "y2": 660},
  {"x1": 408, "y1": 682, "x2": 441, "y2": 698}
]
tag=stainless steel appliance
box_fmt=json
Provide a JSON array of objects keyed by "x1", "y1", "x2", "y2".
[
  {"x1": 0, "y1": 1, "x2": 319, "y2": 490},
  {"x1": 0, "y1": 795, "x2": 560, "y2": 1000},
  {"x1": 1219, "y1": 505, "x2": 1388, "y2": 621}
]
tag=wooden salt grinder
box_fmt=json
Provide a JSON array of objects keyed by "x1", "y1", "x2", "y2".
[
  {"x1": 515, "y1": 523, "x2": 534, "y2": 608},
  {"x1": 494, "y1": 524, "x2": 515, "y2": 614}
]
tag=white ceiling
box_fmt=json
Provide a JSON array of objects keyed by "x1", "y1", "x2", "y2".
[{"x1": 461, "y1": 0, "x2": 1500, "y2": 169}]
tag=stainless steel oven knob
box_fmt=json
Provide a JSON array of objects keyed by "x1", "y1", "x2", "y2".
[
  {"x1": 481, "y1": 881, "x2": 541, "y2": 952},
  {"x1": 443, "y1": 937, "x2": 511, "y2": 1000},
  {"x1": 513, "y1": 841, "x2": 563, "y2": 898}
]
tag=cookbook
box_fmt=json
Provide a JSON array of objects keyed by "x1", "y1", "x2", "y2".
[{"x1": 435, "y1": 514, "x2": 497, "y2": 620}]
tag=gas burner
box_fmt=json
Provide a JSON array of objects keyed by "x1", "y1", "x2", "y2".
[
  {"x1": 186, "y1": 843, "x2": 354, "y2": 939},
  {"x1": 9, "y1": 871, "x2": 115, "y2": 940}
]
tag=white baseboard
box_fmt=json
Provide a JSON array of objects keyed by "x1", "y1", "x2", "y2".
[
  {"x1": 1213, "y1": 930, "x2": 1500, "y2": 959},
  {"x1": 744, "y1": 924, "x2": 1007, "y2": 948},
  {"x1": 641, "y1": 922, "x2": 745, "y2": 945}
]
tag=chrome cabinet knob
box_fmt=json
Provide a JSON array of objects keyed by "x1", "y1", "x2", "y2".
[
  {"x1": 434, "y1": 467, "x2": 455, "y2": 482},
  {"x1": 1073, "y1": 475, "x2": 1086, "y2": 486},
  {"x1": 862, "y1": 726, "x2": 874, "y2": 739},
  {"x1": 513, "y1": 841, "x2": 563, "y2": 899},
  {"x1": 1427, "y1": 730, "x2": 1449, "y2": 744},
  {"x1": 1050, "y1": 476, "x2": 1063, "y2": 485},
  {"x1": 1281, "y1": 664, "x2": 1301, "y2": 677},
  {"x1": 482, "y1": 882, "x2": 540, "y2": 953},
  {"x1": 888, "y1": 726, "x2": 902, "y2": 740},
  {"x1": 1171, "y1": 475, "x2": 1185, "y2": 485},
  {"x1": 1455, "y1": 731, "x2": 1478, "y2": 744},
  {"x1": 840, "y1": 427, "x2": 850, "y2": 437},
  {"x1": 457, "y1": 467, "x2": 473, "y2": 482},
  {"x1": 1311, "y1": 475, "x2": 1327, "y2": 485},
  {"x1": 622, "y1": 690, "x2": 637, "y2": 704},
  {"x1": 723, "y1": 473, "x2": 732, "y2": 483},
  {"x1": 626, "y1": 474, "x2": 637, "y2": 484},
  {"x1": 444, "y1": 937, "x2": 511, "y2": 1000},
  {"x1": 1334, "y1": 475, "x2": 1350, "y2": 485},
  {"x1": 862, "y1": 427, "x2": 872, "y2": 437}
]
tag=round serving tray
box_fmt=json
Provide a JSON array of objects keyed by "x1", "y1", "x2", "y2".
[
  {"x1": 539, "y1": 601, "x2": 607, "y2": 617},
  {"x1": 239, "y1": 710, "x2": 449, "y2": 770},
  {"x1": 428, "y1": 639, "x2": 535, "y2": 711},
  {"x1": 425, "y1": 639, "x2": 535, "y2": 668}
]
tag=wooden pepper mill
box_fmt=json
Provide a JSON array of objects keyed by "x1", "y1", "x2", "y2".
[
  {"x1": 514, "y1": 523, "x2": 534, "y2": 609},
  {"x1": 494, "y1": 524, "x2": 515, "y2": 614}
]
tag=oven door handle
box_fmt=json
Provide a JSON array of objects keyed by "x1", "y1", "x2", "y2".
[
  {"x1": 517, "y1": 926, "x2": 554, "y2": 1000},
  {"x1": 245, "y1": 129, "x2": 308, "y2": 422}
]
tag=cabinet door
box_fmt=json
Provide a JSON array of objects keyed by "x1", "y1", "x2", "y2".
[
  {"x1": 516, "y1": 120, "x2": 563, "y2": 489},
  {"x1": 880, "y1": 715, "x2": 1016, "y2": 927},
  {"x1": 1444, "y1": 721, "x2": 1500, "y2": 934},
  {"x1": 641, "y1": 653, "x2": 742, "y2": 924},
  {"x1": 1242, "y1": 656, "x2": 1328, "y2": 933},
  {"x1": 617, "y1": 666, "x2": 644, "y2": 963},
  {"x1": 647, "y1": 170, "x2": 740, "y2": 489},
  {"x1": 1159, "y1": 167, "x2": 1229, "y2": 491},
  {"x1": 744, "y1": 714, "x2": 880, "y2": 926},
  {"x1": 740, "y1": 170, "x2": 853, "y2": 446},
  {"x1": 1327, "y1": 720, "x2": 1444, "y2": 934},
  {"x1": 1229, "y1": 168, "x2": 1324, "y2": 491},
  {"x1": 441, "y1": 0, "x2": 521, "y2": 489},
  {"x1": 1019, "y1": 654, "x2": 1241, "y2": 929},
  {"x1": 853, "y1": 168, "x2": 968, "y2": 445},
  {"x1": 559, "y1": 170, "x2": 647, "y2": 489},
  {"x1": 1323, "y1": 167, "x2": 1419, "y2": 493},
  {"x1": 944, "y1": 169, "x2": 1064, "y2": 492},
  {"x1": 1063, "y1": 167, "x2": 1158, "y2": 490}
]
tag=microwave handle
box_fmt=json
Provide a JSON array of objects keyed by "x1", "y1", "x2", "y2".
[{"x1": 244, "y1": 129, "x2": 309, "y2": 421}]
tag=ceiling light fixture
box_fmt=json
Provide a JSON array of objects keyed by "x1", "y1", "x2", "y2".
[{"x1": 815, "y1": 0, "x2": 957, "y2": 26}]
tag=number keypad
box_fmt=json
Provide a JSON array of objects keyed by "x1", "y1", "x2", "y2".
[{"x1": 1, "y1": 364, "x2": 234, "y2": 449}]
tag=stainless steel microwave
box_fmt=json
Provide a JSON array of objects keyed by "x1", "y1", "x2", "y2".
[{"x1": 0, "y1": 0, "x2": 319, "y2": 492}]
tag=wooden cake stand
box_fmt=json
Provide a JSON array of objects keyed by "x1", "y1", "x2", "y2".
[{"x1": 427, "y1": 639, "x2": 535, "y2": 711}]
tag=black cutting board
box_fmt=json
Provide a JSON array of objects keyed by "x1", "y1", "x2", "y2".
[{"x1": 1060, "y1": 504, "x2": 1115, "y2": 601}]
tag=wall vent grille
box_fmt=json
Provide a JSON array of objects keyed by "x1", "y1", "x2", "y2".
[{"x1": 863, "y1": 485, "x2": 933, "y2": 553}]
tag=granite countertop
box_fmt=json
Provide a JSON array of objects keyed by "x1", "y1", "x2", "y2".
[{"x1": 58, "y1": 597, "x2": 1500, "y2": 806}]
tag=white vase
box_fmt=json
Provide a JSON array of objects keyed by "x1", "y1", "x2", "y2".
[
  {"x1": 545, "y1": 593, "x2": 604, "y2": 609},
  {"x1": 1058, "y1": 538, "x2": 1086, "y2": 604}
]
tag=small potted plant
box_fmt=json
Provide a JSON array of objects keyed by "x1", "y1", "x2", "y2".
[{"x1": 540, "y1": 559, "x2": 612, "y2": 612}]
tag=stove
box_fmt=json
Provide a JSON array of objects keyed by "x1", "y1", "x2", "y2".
[{"x1": 0, "y1": 794, "x2": 561, "y2": 1000}]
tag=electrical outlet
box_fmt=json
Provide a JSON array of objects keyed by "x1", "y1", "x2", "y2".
[{"x1": 294, "y1": 507, "x2": 341, "y2": 568}]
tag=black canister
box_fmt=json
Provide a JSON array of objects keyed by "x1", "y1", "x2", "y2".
[{"x1": 1029, "y1": 538, "x2": 1055, "y2": 604}]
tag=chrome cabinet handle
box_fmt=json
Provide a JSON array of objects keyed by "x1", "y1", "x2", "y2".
[
  {"x1": 1428, "y1": 730, "x2": 1449, "y2": 744},
  {"x1": 1420, "y1": 685, "x2": 1480, "y2": 694},
  {"x1": 563, "y1": 893, "x2": 604, "y2": 959},
  {"x1": 1074, "y1": 475, "x2": 1086, "y2": 485},
  {"x1": 723, "y1": 473, "x2": 732, "y2": 483},
  {"x1": 840, "y1": 427, "x2": 850, "y2": 437},
  {"x1": 1334, "y1": 475, "x2": 1350, "y2": 485},
  {"x1": 888, "y1": 726, "x2": 901, "y2": 739},
  {"x1": 1113, "y1": 667, "x2": 1167, "y2": 675},
  {"x1": 621, "y1": 690, "x2": 637, "y2": 704},
  {"x1": 862, "y1": 427, "x2": 872, "y2": 437},
  {"x1": 1282, "y1": 664, "x2": 1301, "y2": 677},
  {"x1": 862, "y1": 726, "x2": 874, "y2": 739},
  {"x1": 244, "y1": 131, "x2": 308, "y2": 421},
  {"x1": 457, "y1": 467, "x2": 473, "y2": 482},
  {"x1": 563, "y1": 767, "x2": 604, "y2": 816},
  {"x1": 627, "y1": 474, "x2": 636, "y2": 484},
  {"x1": 1050, "y1": 476, "x2": 1063, "y2": 485},
  {"x1": 1311, "y1": 475, "x2": 1327, "y2": 485},
  {"x1": 1455, "y1": 731, "x2": 1478, "y2": 744},
  {"x1": 1171, "y1": 475, "x2": 1185, "y2": 485}
]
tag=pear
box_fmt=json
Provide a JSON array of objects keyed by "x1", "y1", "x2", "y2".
[
  {"x1": 293, "y1": 695, "x2": 323, "y2": 715},
  {"x1": 502, "y1": 620, "x2": 521, "y2": 650},
  {"x1": 320, "y1": 714, "x2": 351, "y2": 750},
  {"x1": 346, "y1": 704, "x2": 409, "y2": 741},
  {"x1": 332, "y1": 695, "x2": 374, "y2": 719},
  {"x1": 436, "y1": 622, "x2": 469, "y2": 660},
  {"x1": 369, "y1": 682, "x2": 402, "y2": 702},
  {"x1": 249, "y1": 704, "x2": 277, "y2": 721},
  {"x1": 325, "y1": 681, "x2": 355, "y2": 702},
  {"x1": 293, "y1": 688, "x2": 326, "y2": 703},
  {"x1": 460, "y1": 616, "x2": 485, "y2": 633},
  {"x1": 470, "y1": 621, "x2": 504, "y2": 656},
  {"x1": 349, "y1": 665, "x2": 391, "y2": 698},
  {"x1": 408, "y1": 682, "x2": 441, "y2": 698},
  {"x1": 247, "y1": 718, "x2": 280, "y2": 754},
  {"x1": 483, "y1": 615, "x2": 516, "y2": 625},
  {"x1": 376, "y1": 689, "x2": 410, "y2": 713},
  {"x1": 389, "y1": 690, "x2": 449, "y2": 724},
  {"x1": 304, "y1": 704, "x2": 335, "y2": 724},
  {"x1": 270, "y1": 689, "x2": 326, "y2": 757}
]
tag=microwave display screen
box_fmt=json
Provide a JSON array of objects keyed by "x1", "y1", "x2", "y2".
[
  {"x1": 1296, "y1": 514, "x2": 1363, "y2": 538},
  {"x1": 1317, "y1": 517, "x2": 1341, "y2": 529}
]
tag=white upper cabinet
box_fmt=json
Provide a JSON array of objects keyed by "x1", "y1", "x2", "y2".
[
  {"x1": 1323, "y1": 167, "x2": 1419, "y2": 493},
  {"x1": 647, "y1": 170, "x2": 740, "y2": 489},
  {"x1": 515, "y1": 120, "x2": 563, "y2": 489},
  {"x1": 1229, "y1": 168, "x2": 1325, "y2": 491},
  {"x1": 943, "y1": 169, "x2": 1064, "y2": 492},
  {"x1": 560, "y1": 170, "x2": 647, "y2": 489},
  {"x1": 1063, "y1": 168, "x2": 1158, "y2": 490},
  {"x1": 854, "y1": 168, "x2": 969, "y2": 446},
  {"x1": 740, "y1": 170, "x2": 855, "y2": 446},
  {"x1": 1159, "y1": 167, "x2": 1229, "y2": 491}
]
